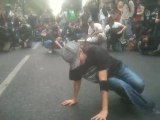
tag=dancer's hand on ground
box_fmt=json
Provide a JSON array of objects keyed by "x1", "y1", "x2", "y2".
[
  {"x1": 61, "y1": 99, "x2": 77, "y2": 106},
  {"x1": 91, "y1": 110, "x2": 108, "y2": 120}
]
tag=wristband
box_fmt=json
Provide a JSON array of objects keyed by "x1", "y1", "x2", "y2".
[{"x1": 99, "y1": 81, "x2": 109, "y2": 91}]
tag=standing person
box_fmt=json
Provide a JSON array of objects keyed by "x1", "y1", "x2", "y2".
[
  {"x1": 121, "y1": 0, "x2": 134, "y2": 41},
  {"x1": 99, "y1": 6, "x2": 106, "y2": 29},
  {"x1": 61, "y1": 41, "x2": 157, "y2": 120},
  {"x1": 67, "y1": 4, "x2": 78, "y2": 24},
  {"x1": 153, "y1": 6, "x2": 160, "y2": 39},
  {"x1": 89, "y1": 0, "x2": 99, "y2": 22},
  {"x1": 142, "y1": 7, "x2": 154, "y2": 35},
  {"x1": 133, "y1": 0, "x2": 145, "y2": 39},
  {"x1": 0, "y1": 8, "x2": 6, "y2": 27},
  {"x1": 80, "y1": 6, "x2": 90, "y2": 36},
  {"x1": 129, "y1": 0, "x2": 135, "y2": 19}
]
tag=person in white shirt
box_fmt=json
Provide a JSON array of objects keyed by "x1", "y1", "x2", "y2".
[
  {"x1": 129, "y1": 0, "x2": 135, "y2": 18},
  {"x1": 87, "y1": 19, "x2": 105, "y2": 43},
  {"x1": 121, "y1": 0, "x2": 135, "y2": 41},
  {"x1": 105, "y1": 17, "x2": 126, "y2": 51}
]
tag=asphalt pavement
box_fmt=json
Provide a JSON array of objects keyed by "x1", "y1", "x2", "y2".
[{"x1": 0, "y1": 42, "x2": 160, "y2": 120}]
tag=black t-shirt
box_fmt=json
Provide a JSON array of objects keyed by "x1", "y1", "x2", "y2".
[{"x1": 69, "y1": 45, "x2": 122, "y2": 81}]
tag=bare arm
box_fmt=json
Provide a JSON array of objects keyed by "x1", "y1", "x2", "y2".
[
  {"x1": 155, "y1": 14, "x2": 160, "y2": 23},
  {"x1": 91, "y1": 70, "x2": 109, "y2": 120},
  {"x1": 73, "y1": 80, "x2": 81, "y2": 101},
  {"x1": 117, "y1": 24, "x2": 127, "y2": 34},
  {"x1": 92, "y1": 27, "x2": 103, "y2": 36},
  {"x1": 62, "y1": 80, "x2": 81, "y2": 106},
  {"x1": 98, "y1": 70, "x2": 109, "y2": 111}
]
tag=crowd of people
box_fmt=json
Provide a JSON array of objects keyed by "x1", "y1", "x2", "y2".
[
  {"x1": 55, "y1": 0, "x2": 160, "y2": 55},
  {"x1": 0, "y1": 4, "x2": 57, "y2": 51},
  {"x1": 0, "y1": 0, "x2": 159, "y2": 55}
]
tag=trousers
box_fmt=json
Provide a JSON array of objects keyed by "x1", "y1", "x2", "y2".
[{"x1": 108, "y1": 64, "x2": 155, "y2": 110}]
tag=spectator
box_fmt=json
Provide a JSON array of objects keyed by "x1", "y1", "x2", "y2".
[
  {"x1": 88, "y1": 0, "x2": 99, "y2": 22},
  {"x1": 67, "y1": 4, "x2": 78, "y2": 24},
  {"x1": 133, "y1": 0, "x2": 145, "y2": 39},
  {"x1": 80, "y1": 6, "x2": 90, "y2": 36},
  {"x1": 44, "y1": 24, "x2": 63, "y2": 53},
  {"x1": 129, "y1": 0, "x2": 136, "y2": 19},
  {"x1": 0, "y1": 8, "x2": 6, "y2": 27},
  {"x1": 87, "y1": 19, "x2": 105, "y2": 44},
  {"x1": 143, "y1": 7, "x2": 155, "y2": 36},
  {"x1": 121, "y1": 0, "x2": 134, "y2": 41},
  {"x1": 28, "y1": 13, "x2": 37, "y2": 29},
  {"x1": 105, "y1": 17, "x2": 126, "y2": 51},
  {"x1": 153, "y1": 7, "x2": 160, "y2": 39},
  {"x1": 138, "y1": 34, "x2": 160, "y2": 55}
]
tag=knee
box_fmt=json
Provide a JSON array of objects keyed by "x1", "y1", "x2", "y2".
[
  {"x1": 109, "y1": 78, "x2": 128, "y2": 92},
  {"x1": 135, "y1": 80, "x2": 145, "y2": 93},
  {"x1": 109, "y1": 78, "x2": 129, "y2": 97}
]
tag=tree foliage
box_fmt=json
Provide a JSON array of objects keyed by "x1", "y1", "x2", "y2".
[
  {"x1": 26, "y1": 0, "x2": 48, "y2": 14},
  {"x1": 0, "y1": 0, "x2": 49, "y2": 14}
]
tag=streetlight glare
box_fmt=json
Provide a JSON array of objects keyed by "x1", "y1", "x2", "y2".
[
  {"x1": 82, "y1": 0, "x2": 88, "y2": 7},
  {"x1": 48, "y1": 0, "x2": 63, "y2": 16}
]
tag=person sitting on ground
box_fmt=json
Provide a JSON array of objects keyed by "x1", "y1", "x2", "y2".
[
  {"x1": 86, "y1": 19, "x2": 105, "y2": 44},
  {"x1": 138, "y1": 34, "x2": 160, "y2": 56},
  {"x1": 44, "y1": 24, "x2": 63, "y2": 53},
  {"x1": 105, "y1": 17, "x2": 126, "y2": 51},
  {"x1": 61, "y1": 41, "x2": 157, "y2": 120}
]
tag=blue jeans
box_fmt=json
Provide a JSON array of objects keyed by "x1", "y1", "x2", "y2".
[
  {"x1": 122, "y1": 19, "x2": 133, "y2": 40},
  {"x1": 108, "y1": 64, "x2": 155, "y2": 110},
  {"x1": 44, "y1": 40, "x2": 53, "y2": 49},
  {"x1": 153, "y1": 24, "x2": 160, "y2": 39}
]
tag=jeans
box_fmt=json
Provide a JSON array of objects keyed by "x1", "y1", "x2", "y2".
[
  {"x1": 112, "y1": 40, "x2": 122, "y2": 52},
  {"x1": 108, "y1": 64, "x2": 155, "y2": 110},
  {"x1": 107, "y1": 37, "x2": 122, "y2": 52},
  {"x1": 153, "y1": 24, "x2": 160, "y2": 39},
  {"x1": 44, "y1": 40, "x2": 53, "y2": 49},
  {"x1": 122, "y1": 19, "x2": 133, "y2": 40}
]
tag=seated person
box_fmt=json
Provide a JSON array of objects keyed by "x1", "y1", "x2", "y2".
[
  {"x1": 44, "y1": 24, "x2": 63, "y2": 53},
  {"x1": 87, "y1": 19, "x2": 105, "y2": 43},
  {"x1": 138, "y1": 34, "x2": 160, "y2": 55},
  {"x1": 105, "y1": 17, "x2": 126, "y2": 51}
]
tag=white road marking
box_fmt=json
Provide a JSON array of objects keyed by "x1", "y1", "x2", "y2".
[
  {"x1": 0, "y1": 55, "x2": 30, "y2": 96},
  {"x1": 32, "y1": 42, "x2": 40, "y2": 50}
]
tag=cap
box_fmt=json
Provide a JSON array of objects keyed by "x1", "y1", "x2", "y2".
[{"x1": 61, "y1": 41, "x2": 81, "y2": 70}]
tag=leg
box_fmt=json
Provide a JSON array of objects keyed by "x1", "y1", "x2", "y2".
[
  {"x1": 117, "y1": 64, "x2": 145, "y2": 93},
  {"x1": 107, "y1": 38, "x2": 111, "y2": 50},
  {"x1": 108, "y1": 77, "x2": 155, "y2": 110}
]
